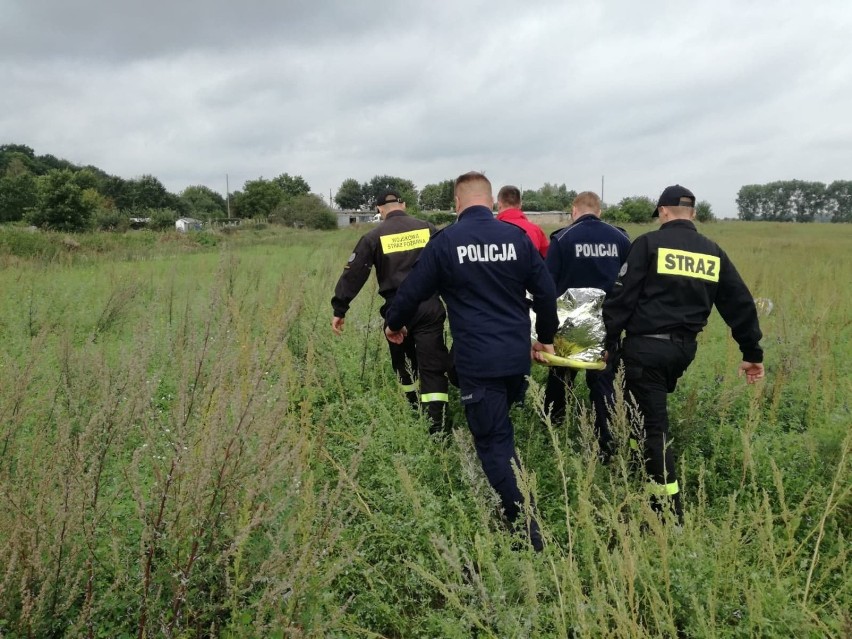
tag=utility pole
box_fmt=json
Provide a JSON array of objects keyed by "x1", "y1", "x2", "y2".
[
  {"x1": 601, "y1": 175, "x2": 605, "y2": 204},
  {"x1": 226, "y1": 174, "x2": 231, "y2": 217}
]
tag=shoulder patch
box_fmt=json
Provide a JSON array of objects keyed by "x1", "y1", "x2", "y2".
[
  {"x1": 347, "y1": 253, "x2": 356, "y2": 263},
  {"x1": 618, "y1": 262, "x2": 628, "y2": 277}
]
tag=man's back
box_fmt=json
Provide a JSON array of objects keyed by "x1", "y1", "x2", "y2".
[
  {"x1": 607, "y1": 218, "x2": 760, "y2": 352},
  {"x1": 547, "y1": 215, "x2": 630, "y2": 294},
  {"x1": 388, "y1": 204, "x2": 556, "y2": 378},
  {"x1": 496, "y1": 208, "x2": 549, "y2": 257},
  {"x1": 332, "y1": 210, "x2": 434, "y2": 315}
]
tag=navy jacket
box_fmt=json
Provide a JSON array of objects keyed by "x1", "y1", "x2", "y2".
[
  {"x1": 386, "y1": 205, "x2": 558, "y2": 378},
  {"x1": 546, "y1": 214, "x2": 630, "y2": 295}
]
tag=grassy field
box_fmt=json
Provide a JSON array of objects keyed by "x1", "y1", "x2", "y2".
[{"x1": 0, "y1": 221, "x2": 849, "y2": 638}]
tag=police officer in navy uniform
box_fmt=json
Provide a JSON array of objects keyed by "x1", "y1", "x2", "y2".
[
  {"x1": 544, "y1": 191, "x2": 630, "y2": 459},
  {"x1": 603, "y1": 184, "x2": 765, "y2": 522},
  {"x1": 331, "y1": 188, "x2": 451, "y2": 434},
  {"x1": 385, "y1": 172, "x2": 558, "y2": 551}
]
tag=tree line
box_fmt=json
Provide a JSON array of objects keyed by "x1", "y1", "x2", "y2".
[
  {"x1": 736, "y1": 180, "x2": 852, "y2": 222},
  {"x1": 335, "y1": 176, "x2": 717, "y2": 223},
  {"x1": 8, "y1": 143, "x2": 850, "y2": 232},
  {"x1": 0, "y1": 144, "x2": 336, "y2": 231}
]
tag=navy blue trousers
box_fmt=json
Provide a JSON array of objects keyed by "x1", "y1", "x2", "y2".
[{"x1": 458, "y1": 374, "x2": 527, "y2": 522}]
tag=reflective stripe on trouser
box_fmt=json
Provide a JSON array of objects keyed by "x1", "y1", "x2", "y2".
[
  {"x1": 385, "y1": 296, "x2": 449, "y2": 404},
  {"x1": 646, "y1": 480, "x2": 680, "y2": 496},
  {"x1": 421, "y1": 392, "x2": 449, "y2": 403},
  {"x1": 622, "y1": 336, "x2": 696, "y2": 521}
]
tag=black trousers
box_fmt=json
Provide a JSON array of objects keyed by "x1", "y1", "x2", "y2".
[
  {"x1": 383, "y1": 296, "x2": 450, "y2": 431},
  {"x1": 544, "y1": 364, "x2": 615, "y2": 452},
  {"x1": 622, "y1": 335, "x2": 697, "y2": 519}
]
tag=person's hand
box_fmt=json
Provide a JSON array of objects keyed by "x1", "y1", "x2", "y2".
[
  {"x1": 331, "y1": 316, "x2": 345, "y2": 336},
  {"x1": 531, "y1": 341, "x2": 555, "y2": 363},
  {"x1": 738, "y1": 361, "x2": 765, "y2": 384},
  {"x1": 385, "y1": 325, "x2": 407, "y2": 344}
]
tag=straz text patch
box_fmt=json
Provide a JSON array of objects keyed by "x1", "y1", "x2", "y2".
[{"x1": 657, "y1": 248, "x2": 720, "y2": 282}]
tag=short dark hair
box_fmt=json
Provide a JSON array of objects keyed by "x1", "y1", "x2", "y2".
[
  {"x1": 497, "y1": 185, "x2": 521, "y2": 208},
  {"x1": 454, "y1": 171, "x2": 491, "y2": 196}
]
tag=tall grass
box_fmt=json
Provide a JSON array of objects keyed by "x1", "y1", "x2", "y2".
[{"x1": 0, "y1": 222, "x2": 849, "y2": 637}]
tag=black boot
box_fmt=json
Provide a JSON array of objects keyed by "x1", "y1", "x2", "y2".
[{"x1": 425, "y1": 401, "x2": 451, "y2": 435}]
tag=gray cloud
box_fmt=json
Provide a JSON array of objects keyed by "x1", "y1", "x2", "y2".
[{"x1": 2, "y1": 0, "x2": 851, "y2": 215}]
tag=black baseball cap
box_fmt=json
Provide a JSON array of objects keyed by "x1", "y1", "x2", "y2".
[
  {"x1": 652, "y1": 184, "x2": 695, "y2": 217},
  {"x1": 376, "y1": 188, "x2": 403, "y2": 207}
]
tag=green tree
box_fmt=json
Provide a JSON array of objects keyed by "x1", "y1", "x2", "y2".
[
  {"x1": 180, "y1": 185, "x2": 227, "y2": 219},
  {"x1": 519, "y1": 183, "x2": 576, "y2": 212},
  {"x1": 600, "y1": 203, "x2": 630, "y2": 224},
  {"x1": 521, "y1": 189, "x2": 544, "y2": 212},
  {"x1": 0, "y1": 144, "x2": 38, "y2": 175},
  {"x1": 419, "y1": 179, "x2": 454, "y2": 211},
  {"x1": 615, "y1": 196, "x2": 655, "y2": 223},
  {"x1": 26, "y1": 169, "x2": 95, "y2": 231},
  {"x1": 147, "y1": 208, "x2": 179, "y2": 231},
  {"x1": 362, "y1": 175, "x2": 418, "y2": 211},
  {"x1": 120, "y1": 174, "x2": 173, "y2": 210},
  {"x1": 789, "y1": 180, "x2": 825, "y2": 222},
  {"x1": 274, "y1": 194, "x2": 336, "y2": 229},
  {"x1": 736, "y1": 184, "x2": 763, "y2": 220},
  {"x1": 827, "y1": 180, "x2": 852, "y2": 223},
  {"x1": 335, "y1": 178, "x2": 364, "y2": 210},
  {"x1": 233, "y1": 178, "x2": 283, "y2": 218},
  {"x1": 695, "y1": 200, "x2": 715, "y2": 222},
  {"x1": 0, "y1": 172, "x2": 37, "y2": 222},
  {"x1": 273, "y1": 173, "x2": 311, "y2": 199},
  {"x1": 91, "y1": 208, "x2": 130, "y2": 231}
]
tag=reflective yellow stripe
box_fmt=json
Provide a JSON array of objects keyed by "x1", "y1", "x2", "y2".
[
  {"x1": 647, "y1": 480, "x2": 680, "y2": 496},
  {"x1": 380, "y1": 229, "x2": 430, "y2": 254},
  {"x1": 420, "y1": 393, "x2": 448, "y2": 403},
  {"x1": 657, "y1": 248, "x2": 720, "y2": 282},
  {"x1": 400, "y1": 382, "x2": 418, "y2": 393}
]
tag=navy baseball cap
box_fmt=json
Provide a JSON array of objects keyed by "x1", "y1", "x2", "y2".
[
  {"x1": 376, "y1": 188, "x2": 403, "y2": 207},
  {"x1": 652, "y1": 184, "x2": 695, "y2": 217}
]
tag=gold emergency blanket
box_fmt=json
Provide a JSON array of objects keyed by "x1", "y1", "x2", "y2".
[{"x1": 531, "y1": 287, "x2": 606, "y2": 366}]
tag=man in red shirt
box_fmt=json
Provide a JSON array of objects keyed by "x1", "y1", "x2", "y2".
[{"x1": 496, "y1": 185, "x2": 549, "y2": 257}]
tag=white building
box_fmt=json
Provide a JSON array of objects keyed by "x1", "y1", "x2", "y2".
[{"x1": 175, "y1": 218, "x2": 203, "y2": 232}]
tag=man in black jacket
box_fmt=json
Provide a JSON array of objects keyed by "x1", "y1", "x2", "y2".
[
  {"x1": 603, "y1": 185, "x2": 764, "y2": 522},
  {"x1": 331, "y1": 188, "x2": 451, "y2": 434}
]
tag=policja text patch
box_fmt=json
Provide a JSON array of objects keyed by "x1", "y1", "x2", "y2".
[
  {"x1": 657, "y1": 248, "x2": 720, "y2": 282},
  {"x1": 456, "y1": 243, "x2": 518, "y2": 264},
  {"x1": 380, "y1": 229, "x2": 430, "y2": 254}
]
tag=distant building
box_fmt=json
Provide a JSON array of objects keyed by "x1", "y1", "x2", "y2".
[
  {"x1": 335, "y1": 210, "x2": 376, "y2": 228},
  {"x1": 524, "y1": 211, "x2": 570, "y2": 227},
  {"x1": 175, "y1": 218, "x2": 203, "y2": 232}
]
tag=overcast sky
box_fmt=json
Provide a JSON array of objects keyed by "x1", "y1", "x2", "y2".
[{"x1": 2, "y1": 0, "x2": 850, "y2": 216}]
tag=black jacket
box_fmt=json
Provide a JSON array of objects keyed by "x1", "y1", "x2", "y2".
[
  {"x1": 331, "y1": 210, "x2": 437, "y2": 318},
  {"x1": 603, "y1": 219, "x2": 763, "y2": 362}
]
